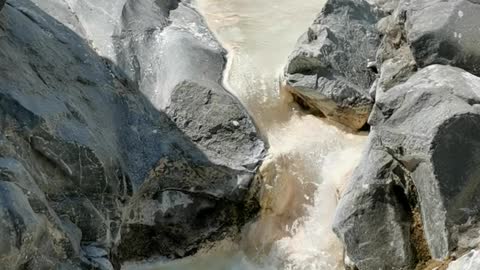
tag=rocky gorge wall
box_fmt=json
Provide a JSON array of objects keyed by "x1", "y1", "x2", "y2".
[
  {"x1": 3, "y1": 0, "x2": 480, "y2": 269},
  {"x1": 284, "y1": 0, "x2": 480, "y2": 269},
  {"x1": 0, "y1": 0, "x2": 264, "y2": 269}
]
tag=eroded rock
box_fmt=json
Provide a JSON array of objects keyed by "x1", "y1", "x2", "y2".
[
  {"x1": 335, "y1": 65, "x2": 480, "y2": 269},
  {"x1": 166, "y1": 81, "x2": 264, "y2": 170},
  {"x1": 285, "y1": 0, "x2": 382, "y2": 130},
  {"x1": 0, "y1": 180, "x2": 79, "y2": 269},
  {"x1": 333, "y1": 136, "x2": 414, "y2": 269},
  {"x1": 0, "y1": 0, "x2": 265, "y2": 267}
]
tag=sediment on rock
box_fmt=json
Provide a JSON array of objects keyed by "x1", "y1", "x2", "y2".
[{"x1": 284, "y1": 0, "x2": 383, "y2": 130}]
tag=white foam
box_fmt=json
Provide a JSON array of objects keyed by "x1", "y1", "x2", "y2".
[{"x1": 128, "y1": 0, "x2": 367, "y2": 269}]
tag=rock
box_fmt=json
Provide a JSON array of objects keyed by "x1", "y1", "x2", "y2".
[
  {"x1": 114, "y1": 0, "x2": 227, "y2": 110},
  {"x1": 371, "y1": 65, "x2": 480, "y2": 260},
  {"x1": 57, "y1": 0, "x2": 127, "y2": 59},
  {"x1": 404, "y1": 0, "x2": 480, "y2": 76},
  {"x1": 0, "y1": 181, "x2": 79, "y2": 269},
  {"x1": 28, "y1": 0, "x2": 87, "y2": 36},
  {"x1": 335, "y1": 65, "x2": 480, "y2": 269},
  {"x1": 0, "y1": 0, "x2": 264, "y2": 267},
  {"x1": 374, "y1": 6, "x2": 417, "y2": 95},
  {"x1": 448, "y1": 250, "x2": 480, "y2": 270},
  {"x1": 333, "y1": 136, "x2": 414, "y2": 269},
  {"x1": 113, "y1": 0, "x2": 264, "y2": 261},
  {"x1": 367, "y1": 0, "x2": 399, "y2": 12},
  {"x1": 0, "y1": 0, "x2": 5, "y2": 11},
  {"x1": 166, "y1": 81, "x2": 265, "y2": 171},
  {"x1": 376, "y1": 47, "x2": 416, "y2": 93},
  {"x1": 285, "y1": 0, "x2": 382, "y2": 130},
  {"x1": 82, "y1": 245, "x2": 114, "y2": 270},
  {"x1": 116, "y1": 153, "x2": 260, "y2": 260}
]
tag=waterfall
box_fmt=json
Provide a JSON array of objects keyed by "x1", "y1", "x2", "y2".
[{"x1": 124, "y1": 0, "x2": 366, "y2": 269}]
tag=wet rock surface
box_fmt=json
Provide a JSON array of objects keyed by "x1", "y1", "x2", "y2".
[
  {"x1": 310, "y1": 0, "x2": 480, "y2": 269},
  {"x1": 285, "y1": 0, "x2": 382, "y2": 130},
  {"x1": 0, "y1": 0, "x2": 264, "y2": 268}
]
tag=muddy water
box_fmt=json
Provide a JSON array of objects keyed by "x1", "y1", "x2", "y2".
[{"x1": 125, "y1": 0, "x2": 367, "y2": 269}]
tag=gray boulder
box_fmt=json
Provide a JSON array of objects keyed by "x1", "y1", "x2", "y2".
[
  {"x1": 44, "y1": 0, "x2": 265, "y2": 170},
  {"x1": 0, "y1": 0, "x2": 5, "y2": 11},
  {"x1": 285, "y1": 0, "x2": 382, "y2": 130},
  {"x1": 334, "y1": 65, "x2": 480, "y2": 269},
  {"x1": 333, "y1": 137, "x2": 415, "y2": 269},
  {"x1": 0, "y1": 0, "x2": 264, "y2": 267},
  {"x1": 403, "y1": 0, "x2": 480, "y2": 76},
  {"x1": 111, "y1": 0, "x2": 265, "y2": 261},
  {"x1": 166, "y1": 81, "x2": 264, "y2": 171},
  {"x1": 114, "y1": 0, "x2": 227, "y2": 110}
]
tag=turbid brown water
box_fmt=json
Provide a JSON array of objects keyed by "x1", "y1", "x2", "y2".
[{"x1": 124, "y1": 0, "x2": 367, "y2": 269}]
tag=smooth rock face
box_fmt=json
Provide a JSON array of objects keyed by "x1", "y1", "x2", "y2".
[
  {"x1": 403, "y1": 0, "x2": 480, "y2": 76},
  {"x1": 334, "y1": 65, "x2": 480, "y2": 269},
  {"x1": 115, "y1": 0, "x2": 227, "y2": 110},
  {"x1": 285, "y1": 0, "x2": 381, "y2": 130},
  {"x1": 0, "y1": 0, "x2": 264, "y2": 267}
]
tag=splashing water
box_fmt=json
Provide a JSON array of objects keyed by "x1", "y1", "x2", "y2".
[{"x1": 125, "y1": 0, "x2": 367, "y2": 269}]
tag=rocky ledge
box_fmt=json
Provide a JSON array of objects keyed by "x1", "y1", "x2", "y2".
[
  {"x1": 285, "y1": 0, "x2": 480, "y2": 269},
  {"x1": 0, "y1": 0, "x2": 264, "y2": 269},
  {"x1": 284, "y1": 0, "x2": 382, "y2": 130}
]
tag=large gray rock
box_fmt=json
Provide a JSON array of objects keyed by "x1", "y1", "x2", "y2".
[
  {"x1": 333, "y1": 137, "x2": 414, "y2": 269},
  {"x1": 0, "y1": 0, "x2": 264, "y2": 268},
  {"x1": 284, "y1": 0, "x2": 382, "y2": 130},
  {"x1": 114, "y1": 0, "x2": 226, "y2": 110},
  {"x1": 166, "y1": 81, "x2": 264, "y2": 170},
  {"x1": 334, "y1": 65, "x2": 480, "y2": 269},
  {"x1": 403, "y1": 0, "x2": 480, "y2": 76},
  {"x1": 39, "y1": 0, "x2": 265, "y2": 170}
]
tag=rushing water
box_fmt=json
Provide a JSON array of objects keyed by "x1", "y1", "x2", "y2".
[{"x1": 125, "y1": 0, "x2": 367, "y2": 269}]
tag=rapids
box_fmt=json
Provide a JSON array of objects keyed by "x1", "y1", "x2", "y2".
[{"x1": 124, "y1": 0, "x2": 367, "y2": 269}]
